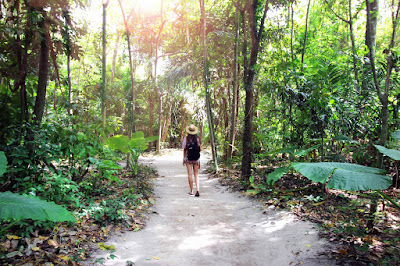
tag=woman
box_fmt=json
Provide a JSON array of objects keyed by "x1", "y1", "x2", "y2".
[{"x1": 182, "y1": 124, "x2": 201, "y2": 197}]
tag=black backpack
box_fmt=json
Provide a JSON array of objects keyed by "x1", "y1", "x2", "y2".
[{"x1": 187, "y1": 138, "x2": 200, "y2": 161}]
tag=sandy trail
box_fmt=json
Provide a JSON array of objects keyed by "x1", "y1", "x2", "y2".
[{"x1": 87, "y1": 150, "x2": 333, "y2": 265}]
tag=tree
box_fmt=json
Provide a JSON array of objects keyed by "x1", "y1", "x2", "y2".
[
  {"x1": 200, "y1": 0, "x2": 219, "y2": 170},
  {"x1": 101, "y1": 0, "x2": 111, "y2": 123},
  {"x1": 33, "y1": 8, "x2": 50, "y2": 125},
  {"x1": 241, "y1": 0, "x2": 269, "y2": 179},
  {"x1": 227, "y1": 6, "x2": 240, "y2": 162},
  {"x1": 118, "y1": 0, "x2": 136, "y2": 136},
  {"x1": 378, "y1": 0, "x2": 400, "y2": 146}
]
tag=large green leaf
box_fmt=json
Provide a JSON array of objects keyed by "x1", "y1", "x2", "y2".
[
  {"x1": 132, "y1": 131, "x2": 145, "y2": 139},
  {"x1": 292, "y1": 162, "x2": 390, "y2": 191},
  {"x1": 374, "y1": 145, "x2": 400, "y2": 160},
  {"x1": 391, "y1": 130, "x2": 400, "y2": 142},
  {"x1": 0, "y1": 151, "x2": 6, "y2": 177},
  {"x1": 266, "y1": 146, "x2": 298, "y2": 155},
  {"x1": 0, "y1": 192, "x2": 76, "y2": 222},
  {"x1": 333, "y1": 135, "x2": 360, "y2": 144},
  {"x1": 145, "y1": 136, "x2": 159, "y2": 142},
  {"x1": 294, "y1": 145, "x2": 321, "y2": 156},
  {"x1": 105, "y1": 135, "x2": 130, "y2": 153},
  {"x1": 266, "y1": 166, "x2": 290, "y2": 185}
]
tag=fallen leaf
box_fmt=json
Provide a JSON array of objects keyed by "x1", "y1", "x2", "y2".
[
  {"x1": 48, "y1": 239, "x2": 58, "y2": 247},
  {"x1": 363, "y1": 235, "x2": 374, "y2": 244},
  {"x1": 313, "y1": 201, "x2": 325, "y2": 206},
  {"x1": 152, "y1": 256, "x2": 160, "y2": 260},
  {"x1": 6, "y1": 251, "x2": 23, "y2": 258},
  {"x1": 332, "y1": 249, "x2": 348, "y2": 256},
  {"x1": 98, "y1": 242, "x2": 115, "y2": 251},
  {"x1": 58, "y1": 255, "x2": 71, "y2": 261},
  {"x1": 6, "y1": 235, "x2": 20, "y2": 240},
  {"x1": 31, "y1": 246, "x2": 40, "y2": 251}
]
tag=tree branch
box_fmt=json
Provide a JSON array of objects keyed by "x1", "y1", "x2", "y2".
[{"x1": 324, "y1": 0, "x2": 349, "y2": 24}]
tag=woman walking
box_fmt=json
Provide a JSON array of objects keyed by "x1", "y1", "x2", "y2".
[{"x1": 182, "y1": 124, "x2": 201, "y2": 197}]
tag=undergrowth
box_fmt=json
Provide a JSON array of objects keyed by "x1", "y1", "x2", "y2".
[{"x1": 0, "y1": 165, "x2": 157, "y2": 265}]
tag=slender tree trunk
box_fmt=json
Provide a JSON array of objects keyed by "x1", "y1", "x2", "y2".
[
  {"x1": 154, "y1": 10, "x2": 166, "y2": 153},
  {"x1": 127, "y1": 33, "x2": 136, "y2": 135},
  {"x1": 380, "y1": 0, "x2": 400, "y2": 146},
  {"x1": 111, "y1": 33, "x2": 120, "y2": 83},
  {"x1": 241, "y1": 0, "x2": 269, "y2": 179},
  {"x1": 365, "y1": 0, "x2": 379, "y2": 60},
  {"x1": 301, "y1": 0, "x2": 311, "y2": 72},
  {"x1": 118, "y1": 0, "x2": 136, "y2": 135},
  {"x1": 63, "y1": 10, "x2": 72, "y2": 112},
  {"x1": 227, "y1": 7, "x2": 239, "y2": 162},
  {"x1": 33, "y1": 12, "x2": 50, "y2": 125},
  {"x1": 17, "y1": 2, "x2": 33, "y2": 124},
  {"x1": 162, "y1": 97, "x2": 172, "y2": 142},
  {"x1": 348, "y1": 0, "x2": 360, "y2": 87},
  {"x1": 289, "y1": 1, "x2": 301, "y2": 93},
  {"x1": 101, "y1": 1, "x2": 110, "y2": 123},
  {"x1": 200, "y1": 0, "x2": 218, "y2": 170}
]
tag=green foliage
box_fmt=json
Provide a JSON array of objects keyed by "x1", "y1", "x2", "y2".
[
  {"x1": 266, "y1": 166, "x2": 291, "y2": 185},
  {"x1": 106, "y1": 132, "x2": 158, "y2": 174},
  {"x1": 374, "y1": 129, "x2": 400, "y2": 161},
  {"x1": 0, "y1": 191, "x2": 76, "y2": 222},
  {"x1": 374, "y1": 145, "x2": 400, "y2": 161},
  {"x1": 27, "y1": 173, "x2": 83, "y2": 207},
  {"x1": 81, "y1": 200, "x2": 127, "y2": 225},
  {"x1": 0, "y1": 151, "x2": 6, "y2": 177},
  {"x1": 291, "y1": 162, "x2": 391, "y2": 191}
]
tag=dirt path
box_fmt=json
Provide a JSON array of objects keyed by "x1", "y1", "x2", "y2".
[{"x1": 87, "y1": 150, "x2": 334, "y2": 265}]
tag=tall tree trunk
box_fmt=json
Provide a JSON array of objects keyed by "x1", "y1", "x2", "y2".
[
  {"x1": 33, "y1": 12, "x2": 50, "y2": 125},
  {"x1": 101, "y1": 0, "x2": 110, "y2": 123},
  {"x1": 241, "y1": 0, "x2": 269, "y2": 179},
  {"x1": 118, "y1": 0, "x2": 136, "y2": 136},
  {"x1": 379, "y1": 0, "x2": 400, "y2": 147},
  {"x1": 227, "y1": 7, "x2": 239, "y2": 163},
  {"x1": 111, "y1": 33, "x2": 120, "y2": 83},
  {"x1": 200, "y1": 0, "x2": 218, "y2": 170},
  {"x1": 17, "y1": 2, "x2": 33, "y2": 124},
  {"x1": 62, "y1": 10, "x2": 72, "y2": 114},
  {"x1": 301, "y1": 0, "x2": 311, "y2": 72},
  {"x1": 365, "y1": 0, "x2": 379, "y2": 60},
  {"x1": 154, "y1": 0, "x2": 166, "y2": 153},
  {"x1": 290, "y1": 2, "x2": 299, "y2": 88},
  {"x1": 348, "y1": 0, "x2": 360, "y2": 87}
]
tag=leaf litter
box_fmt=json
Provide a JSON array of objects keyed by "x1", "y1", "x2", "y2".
[
  {"x1": 213, "y1": 167, "x2": 400, "y2": 265},
  {"x1": 0, "y1": 165, "x2": 157, "y2": 265}
]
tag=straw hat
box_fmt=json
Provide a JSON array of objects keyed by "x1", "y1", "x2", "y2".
[{"x1": 186, "y1": 124, "x2": 199, "y2": 135}]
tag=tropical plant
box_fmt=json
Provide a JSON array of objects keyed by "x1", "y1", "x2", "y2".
[
  {"x1": 0, "y1": 191, "x2": 76, "y2": 235},
  {"x1": 106, "y1": 132, "x2": 158, "y2": 174},
  {"x1": 290, "y1": 162, "x2": 391, "y2": 191},
  {"x1": 0, "y1": 151, "x2": 6, "y2": 177},
  {"x1": 374, "y1": 129, "x2": 400, "y2": 189},
  {"x1": 0, "y1": 150, "x2": 76, "y2": 235}
]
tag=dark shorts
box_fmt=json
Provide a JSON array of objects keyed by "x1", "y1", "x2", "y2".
[{"x1": 184, "y1": 157, "x2": 200, "y2": 164}]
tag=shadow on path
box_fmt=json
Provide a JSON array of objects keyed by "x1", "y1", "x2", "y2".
[{"x1": 86, "y1": 149, "x2": 334, "y2": 265}]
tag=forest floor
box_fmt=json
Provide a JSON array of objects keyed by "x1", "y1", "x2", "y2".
[{"x1": 86, "y1": 149, "x2": 334, "y2": 265}]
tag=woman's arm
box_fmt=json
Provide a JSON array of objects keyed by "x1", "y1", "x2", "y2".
[{"x1": 182, "y1": 137, "x2": 186, "y2": 166}]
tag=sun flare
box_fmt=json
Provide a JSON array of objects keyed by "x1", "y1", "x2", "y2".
[{"x1": 138, "y1": 0, "x2": 162, "y2": 16}]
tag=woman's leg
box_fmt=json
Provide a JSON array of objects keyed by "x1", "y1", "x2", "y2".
[
  {"x1": 193, "y1": 163, "x2": 200, "y2": 195},
  {"x1": 186, "y1": 163, "x2": 194, "y2": 194}
]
